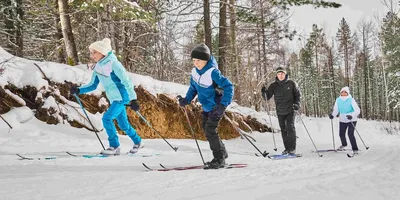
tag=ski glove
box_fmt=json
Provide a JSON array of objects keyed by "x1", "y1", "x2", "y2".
[
  {"x1": 70, "y1": 86, "x2": 80, "y2": 95},
  {"x1": 209, "y1": 104, "x2": 226, "y2": 120},
  {"x1": 346, "y1": 115, "x2": 353, "y2": 120},
  {"x1": 177, "y1": 95, "x2": 188, "y2": 107},
  {"x1": 293, "y1": 104, "x2": 300, "y2": 111},
  {"x1": 328, "y1": 114, "x2": 334, "y2": 119},
  {"x1": 129, "y1": 100, "x2": 140, "y2": 111},
  {"x1": 261, "y1": 86, "x2": 267, "y2": 101}
]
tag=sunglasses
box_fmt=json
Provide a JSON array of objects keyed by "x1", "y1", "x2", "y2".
[{"x1": 341, "y1": 91, "x2": 348, "y2": 93}]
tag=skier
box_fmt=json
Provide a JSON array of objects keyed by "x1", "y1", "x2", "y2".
[
  {"x1": 69, "y1": 38, "x2": 143, "y2": 155},
  {"x1": 328, "y1": 86, "x2": 360, "y2": 154},
  {"x1": 177, "y1": 43, "x2": 234, "y2": 169},
  {"x1": 261, "y1": 67, "x2": 301, "y2": 155}
]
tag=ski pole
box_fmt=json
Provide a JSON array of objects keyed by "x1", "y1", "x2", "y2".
[
  {"x1": 263, "y1": 94, "x2": 277, "y2": 151},
  {"x1": 74, "y1": 94, "x2": 105, "y2": 150},
  {"x1": 295, "y1": 111, "x2": 323, "y2": 157},
  {"x1": 135, "y1": 111, "x2": 178, "y2": 152},
  {"x1": 224, "y1": 114, "x2": 269, "y2": 157},
  {"x1": 350, "y1": 122, "x2": 369, "y2": 150},
  {"x1": 181, "y1": 107, "x2": 206, "y2": 165},
  {"x1": 0, "y1": 115, "x2": 12, "y2": 129},
  {"x1": 331, "y1": 119, "x2": 335, "y2": 150}
]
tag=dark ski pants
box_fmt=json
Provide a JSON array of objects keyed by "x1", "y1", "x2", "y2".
[
  {"x1": 339, "y1": 122, "x2": 358, "y2": 151},
  {"x1": 202, "y1": 112, "x2": 227, "y2": 159},
  {"x1": 277, "y1": 112, "x2": 296, "y2": 151}
]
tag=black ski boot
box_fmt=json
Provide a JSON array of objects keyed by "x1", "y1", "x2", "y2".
[{"x1": 205, "y1": 157, "x2": 226, "y2": 169}]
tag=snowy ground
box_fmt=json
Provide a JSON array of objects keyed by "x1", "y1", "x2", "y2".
[
  {"x1": 1, "y1": 106, "x2": 400, "y2": 200},
  {"x1": 1, "y1": 47, "x2": 400, "y2": 199}
]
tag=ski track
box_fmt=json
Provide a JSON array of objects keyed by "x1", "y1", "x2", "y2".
[{"x1": 0, "y1": 118, "x2": 400, "y2": 200}]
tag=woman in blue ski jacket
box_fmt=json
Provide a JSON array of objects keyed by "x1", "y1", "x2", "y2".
[
  {"x1": 178, "y1": 43, "x2": 234, "y2": 169},
  {"x1": 69, "y1": 38, "x2": 142, "y2": 155},
  {"x1": 329, "y1": 86, "x2": 361, "y2": 154}
]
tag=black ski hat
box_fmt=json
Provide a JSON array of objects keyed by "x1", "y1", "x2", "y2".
[
  {"x1": 276, "y1": 67, "x2": 287, "y2": 74},
  {"x1": 191, "y1": 43, "x2": 211, "y2": 61}
]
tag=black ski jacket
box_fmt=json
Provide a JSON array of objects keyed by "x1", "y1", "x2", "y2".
[{"x1": 264, "y1": 75, "x2": 301, "y2": 115}]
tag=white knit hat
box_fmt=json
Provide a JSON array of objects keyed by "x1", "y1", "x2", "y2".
[
  {"x1": 89, "y1": 38, "x2": 112, "y2": 55},
  {"x1": 340, "y1": 86, "x2": 350, "y2": 94}
]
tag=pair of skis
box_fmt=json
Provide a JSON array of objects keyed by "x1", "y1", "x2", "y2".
[
  {"x1": 142, "y1": 163, "x2": 247, "y2": 171},
  {"x1": 16, "y1": 151, "x2": 159, "y2": 160},
  {"x1": 313, "y1": 149, "x2": 360, "y2": 158}
]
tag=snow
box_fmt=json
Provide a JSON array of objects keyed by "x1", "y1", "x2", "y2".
[{"x1": 1, "y1": 47, "x2": 400, "y2": 199}]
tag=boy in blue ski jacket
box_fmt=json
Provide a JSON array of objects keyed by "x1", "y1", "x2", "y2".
[
  {"x1": 69, "y1": 38, "x2": 143, "y2": 155},
  {"x1": 329, "y1": 86, "x2": 360, "y2": 154},
  {"x1": 178, "y1": 43, "x2": 234, "y2": 169}
]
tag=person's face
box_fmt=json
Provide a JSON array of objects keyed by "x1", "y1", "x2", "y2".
[
  {"x1": 90, "y1": 49, "x2": 105, "y2": 62},
  {"x1": 340, "y1": 90, "x2": 348, "y2": 96},
  {"x1": 192, "y1": 59, "x2": 207, "y2": 70},
  {"x1": 277, "y1": 72, "x2": 286, "y2": 81}
]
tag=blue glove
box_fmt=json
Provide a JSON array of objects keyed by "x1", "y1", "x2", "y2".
[
  {"x1": 209, "y1": 104, "x2": 226, "y2": 119},
  {"x1": 129, "y1": 100, "x2": 139, "y2": 111},
  {"x1": 346, "y1": 115, "x2": 353, "y2": 120}
]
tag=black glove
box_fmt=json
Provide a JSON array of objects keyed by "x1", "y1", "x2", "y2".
[
  {"x1": 261, "y1": 86, "x2": 267, "y2": 100},
  {"x1": 177, "y1": 95, "x2": 188, "y2": 107},
  {"x1": 328, "y1": 114, "x2": 334, "y2": 119},
  {"x1": 293, "y1": 104, "x2": 300, "y2": 111},
  {"x1": 346, "y1": 115, "x2": 353, "y2": 120},
  {"x1": 70, "y1": 86, "x2": 80, "y2": 94},
  {"x1": 129, "y1": 100, "x2": 139, "y2": 111},
  {"x1": 209, "y1": 104, "x2": 226, "y2": 119}
]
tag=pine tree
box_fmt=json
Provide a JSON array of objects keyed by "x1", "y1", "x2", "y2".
[
  {"x1": 336, "y1": 17, "x2": 352, "y2": 86},
  {"x1": 380, "y1": 11, "x2": 400, "y2": 121}
]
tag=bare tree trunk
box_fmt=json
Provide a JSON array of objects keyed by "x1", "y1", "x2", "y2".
[
  {"x1": 259, "y1": 0, "x2": 267, "y2": 76},
  {"x1": 58, "y1": 0, "x2": 79, "y2": 65},
  {"x1": 53, "y1": 0, "x2": 65, "y2": 63},
  {"x1": 3, "y1": 0, "x2": 24, "y2": 56},
  {"x1": 218, "y1": 0, "x2": 227, "y2": 75},
  {"x1": 15, "y1": 0, "x2": 23, "y2": 57},
  {"x1": 344, "y1": 44, "x2": 349, "y2": 86},
  {"x1": 229, "y1": 0, "x2": 240, "y2": 104},
  {"x1": 203, "y1": 0, "x2": 212, "y2": 53},
  {"x1": 314, "y1": 41, "x2": 321, "y2": 116},
  {"x1": 382, "y1": 57, "x2": 389, "y2": 120},
  {"x1": 106, "y1": 2, "x2": 117, "y2": 54}
]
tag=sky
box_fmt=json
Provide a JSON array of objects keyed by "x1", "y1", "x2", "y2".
[
  {"x1": 1, "y1": 46, "x2": 400, "y2": 200},
  {"x1": 288, "y1": 0, "x2": 394, "y2": 51}
]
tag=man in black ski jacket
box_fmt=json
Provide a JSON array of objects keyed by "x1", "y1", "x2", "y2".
[{"x1": 261, "y1": 67, "x2": 301, "y2": 155}]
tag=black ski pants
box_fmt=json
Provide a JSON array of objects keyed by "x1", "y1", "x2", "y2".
[
  {"x1": 277, "y1": 112, "x2": 296, "y2": 151},
  {"x1": 202, "y1": 112, "x2": 227, "y2": 159},
  {"x1": 339, "y1": 122, "x2": 358, "y2": 151}
]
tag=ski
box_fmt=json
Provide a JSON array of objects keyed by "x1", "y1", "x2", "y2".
[
  {"x1": 66, "y1": 151, "x2": 160, "y2": 158},
  {"x1": 143, "y1": 163, "x2": 247, "y2": 171},
  {"x1": 313, "y1": 149, "x2": 338, "y2": 153},
  {"x1": 268, "y1": 153, "x2": 302, "y2": 160},
  {"x1": 312, "y1": 149, "x2": 353, "y2": 153},
  {"x1": 16, "y1": 154, "x2": 57, "y2": 160}
]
